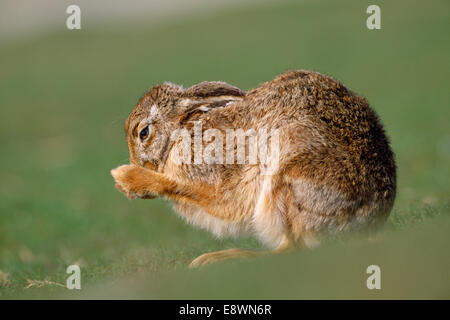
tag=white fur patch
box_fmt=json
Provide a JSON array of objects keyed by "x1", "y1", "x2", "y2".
[
  {"x1": 149, "y1": 104, "x2": 159, "y2": 122},
  {"x1": 198, "y1": 106, "x2": 210, "y2": 112},
  {"x1": 252, "y1": 175, "x2": 286, "y2": 248},
  {"x1": 163, "y1": 81, "x2": 184, "y2": 89},
  {"x1": 179, "y1": 99, "x2": 193, "y2": 108}
]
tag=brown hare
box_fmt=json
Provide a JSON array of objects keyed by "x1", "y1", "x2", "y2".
[{"x1": 111, "y1": 70, "x2": 396, "y2": 268}]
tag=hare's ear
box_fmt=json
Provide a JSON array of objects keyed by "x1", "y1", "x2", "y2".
[
  {"x1": 185, "y1": 81, "x2": 245, "y2": 100},
  {"x1": 178, "y1": 81, "x2": 245, "y2": 117}
]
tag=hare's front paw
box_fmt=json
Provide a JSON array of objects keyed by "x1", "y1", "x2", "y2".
[{"x1": 111, "y1": 165, "x2": 156, "y2": 199}]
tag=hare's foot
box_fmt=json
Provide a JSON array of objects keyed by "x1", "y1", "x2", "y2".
[
  {"x1": 189, "y1": 248, "x2": 260, "y2": 268},
  {"x1": 189, "y1": 235, "x2": 293, "y2": 268},
  {"x1": 111, "y1": 165, "x2": 158, "y2": 199},
  {"x1": 111, "y1": 164, "x2": 214, "y2": 203}
]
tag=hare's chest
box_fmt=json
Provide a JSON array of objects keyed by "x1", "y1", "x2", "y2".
[{"x1": 170, "y1": 201, "x2": 251, "y2": 238}]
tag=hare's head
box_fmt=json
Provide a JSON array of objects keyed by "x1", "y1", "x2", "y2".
[{"x1": 125, "y1": 81, "x2": 245, "y2": 169}]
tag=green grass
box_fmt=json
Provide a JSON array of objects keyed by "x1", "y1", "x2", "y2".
[{"x1": 0, "y1": 0, "x2": 449, "y2": 299}]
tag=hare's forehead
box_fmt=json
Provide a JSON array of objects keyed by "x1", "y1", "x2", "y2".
[
  {"x1": 136, "y1": 103, "x2": 159, "y2": 122},
  {"x1": 126, "y1": 103, "x2": 159, "y2": 133},
  {"x1": 138, "y1": 104, "x2": 160, "y2": 126},
  {"x1": 148, "y1": 104, "x2": 159, "y2": 121}
]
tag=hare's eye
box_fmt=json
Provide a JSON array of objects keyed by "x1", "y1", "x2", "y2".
[{"x1": 139, "y1": 125, "x2": 149, "y2": 140}]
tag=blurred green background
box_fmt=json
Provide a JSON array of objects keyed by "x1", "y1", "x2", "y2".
[{"x1": 0, "y1": 0, "x2": 449, "y2": 299}]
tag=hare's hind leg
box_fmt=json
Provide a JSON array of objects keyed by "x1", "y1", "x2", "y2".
[{"x1": 189, "y1": 234, "x2": 293, "y2": 268}]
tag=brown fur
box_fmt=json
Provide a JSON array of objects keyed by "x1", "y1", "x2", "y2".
[{"x1": 111, "y1": 70, "x2": 396, "y2": 267}]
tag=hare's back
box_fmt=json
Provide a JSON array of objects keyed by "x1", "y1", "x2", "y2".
[{"x1": 249, "y1": 70, "x2": 396, "y2": 201}]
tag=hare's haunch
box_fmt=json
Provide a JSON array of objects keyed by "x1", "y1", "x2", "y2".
[{"x1": 111, "y1": 70, "x2": 396, "y2": 268}]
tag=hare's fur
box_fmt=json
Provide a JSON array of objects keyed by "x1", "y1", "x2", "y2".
[{"x1": 111, "y1": 70, "x2": 396, "y2": 267}]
